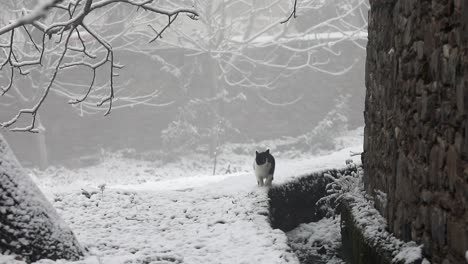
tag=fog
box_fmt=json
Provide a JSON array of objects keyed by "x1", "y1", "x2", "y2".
[
  {"x1": 0, "y1": 1, "x2": 370, "y2": 263},
  {"x1": 0, "y1": 0, "x2": 368, "y2": 170}
]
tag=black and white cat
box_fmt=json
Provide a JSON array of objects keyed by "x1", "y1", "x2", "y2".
[{"x1": 253, "y1": 149, "x2": 275, "y2": 187}]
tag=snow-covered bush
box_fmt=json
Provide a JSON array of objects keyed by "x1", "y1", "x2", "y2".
[{"x1": 317, "y1": 164, "x2": 363, "y2": 217}]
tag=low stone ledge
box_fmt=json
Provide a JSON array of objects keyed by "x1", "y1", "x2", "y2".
[
  {"x1": 268, "y1": 166, "x2": 358, "y2": 232},
  {"x1": 341, "y1": 192, "x2": 425, "y2": 264}
]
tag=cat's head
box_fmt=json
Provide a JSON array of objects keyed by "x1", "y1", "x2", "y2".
[{"x1": 255, "y1": 149, "x2": 270, "y2": 165}]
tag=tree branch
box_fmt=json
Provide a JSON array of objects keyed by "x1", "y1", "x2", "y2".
[
  {"x1": 280, "y1": 0, "x2": 298, "y2": 24},
  {"x1": 0, "y1": 0, "x2": 198, "y2": 132}
]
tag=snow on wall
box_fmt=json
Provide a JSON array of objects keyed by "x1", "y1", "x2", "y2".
[
  {"x1": 0, "y1": 134, "x2": 83, "y2": 262},
  {"x1": 340, "y1": 169, "x2": 426, "y2": 264}
]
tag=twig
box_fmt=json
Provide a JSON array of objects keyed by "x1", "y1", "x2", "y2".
[{"x1": 280, "y1": 0, "x2": 298, "y2": 24}]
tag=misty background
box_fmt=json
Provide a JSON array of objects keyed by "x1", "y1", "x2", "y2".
[{"x1": 0, "y1": 0, "x2": 368, "y2": 169}]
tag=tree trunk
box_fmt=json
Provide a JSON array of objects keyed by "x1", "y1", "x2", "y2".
[
  {"x1": 35, "y1": 115, "x2": 49, "y2": 170},
  {"x1": 0, "y1": 134, "x2": 83, "y2": 262},
  {"x1": 36, "y1": 132, "x2": 49, "y2": 170},
  {"x1": 208, "y1": 55, "x2": 219, "y2": 158},
  {"x1": 206, "y1": 1, "x2": 224, "y2": 159}
]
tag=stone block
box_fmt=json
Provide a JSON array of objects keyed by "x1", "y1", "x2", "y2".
[
  {"x1": 429, "y1": 145, "x2": 441, "y2": 185},
  {"x1": 456, "y1": 79, "x2": 464, "y2": 116},
  {"x1": 430, "y1": 207, "x2": 447, "y2": 246},
  {"x1": 447, "y1": 218, "x2": 468, "y2": 257},
  {"x1": 448, "y1": 30, "x2": 460, "y2": 47},
  {"x1": 415, "y1": 41, "x2": 425, "y2": 60},
  {"x1": 446, "y1": 146, "x2": 458, "y2": 192},
  {"x1": 403, "y1": 18, "x2": 413, "y2": 46},
  {"x1": 430, "y1": 50, "x2": 440, "y2": 81},
  {"x1": 421, "y1": 190, "x2": 432, "y2": 204},
  {"x1": 464, "y1": 122, "x2": 468, "y2": 156},
  {"x1": 420, "y1": 91, "x2": 437, "y2": 121},
  {"x1": 419, "y1": 205, "x2": 431, "y2": 230}
]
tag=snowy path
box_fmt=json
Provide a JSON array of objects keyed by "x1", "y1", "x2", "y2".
[
  {"x1": 28, "y1": 139, "x2": 363, "y2": 264},
  {"x1": 51, "y1": 173, "x2": 298, "y2": 264}
]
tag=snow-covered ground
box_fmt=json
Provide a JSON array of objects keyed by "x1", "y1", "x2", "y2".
[
  {"x1": 2, "y1": 128, "x2": 363, "y2": 264},
  {"x1": 287, "y1": 217, "x2": 344, "y2": 264}
]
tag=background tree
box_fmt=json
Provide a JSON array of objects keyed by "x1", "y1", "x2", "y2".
[
  {"x1": 1, "y1": 0, "x2": 368, "y2": 169},
  {"x1": 150, "y1": 0, "x2": 368, "y2": 162}
]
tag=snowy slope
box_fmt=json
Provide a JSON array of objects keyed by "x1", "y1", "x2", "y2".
[{"x1": 1, "y1": 129, "x2": 363, "y2": 264}]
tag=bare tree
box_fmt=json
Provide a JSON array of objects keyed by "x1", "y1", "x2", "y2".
[
  {"x1": 155, "y1": 0, "x2": 368, "y2": 162},
  {"x1": 0, "y1": 0, "x2": 198, "y2": 132}
]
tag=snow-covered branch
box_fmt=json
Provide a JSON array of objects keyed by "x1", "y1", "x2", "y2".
[
  {"x1": 0, "y1": 0, "x2": 198, "y2": 132},
  {"x1": 163, "y1": 0, "x2": 367, "y2": 104}
]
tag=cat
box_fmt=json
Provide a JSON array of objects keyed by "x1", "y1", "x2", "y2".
[{"x1": 253, "y1": 149, "x2": 275, "y2": 187}]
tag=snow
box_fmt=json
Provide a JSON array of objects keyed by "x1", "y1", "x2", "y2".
[
  {"x1": 0, "y1": 254, "x2": 25, "y2": 264},
  {"x1": 393, "y1": 245, "x2": 423, "y2": 264},
  {"x1": 287, "y1": 217, "x2": 344, "y2": 263},
  {"x1": 422, "y1": 259, "x2": 431, "y2": 264},
  {"x1": 342, "y1": 172, "x2": 424, "y2": 264},
  {"x1": 1, "y1": 129, "x2": 364, "y2": 263},
  {"x1": 374, "y1": 189, "x2": 387, "y2": 210},
  {"x1": 46, "y1": 184, "x2": 296, "y2": 264}
]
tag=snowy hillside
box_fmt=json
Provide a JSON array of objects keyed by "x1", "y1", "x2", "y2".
[{"x1": 1, "y1": 129, "x2": 363, "y2": 264}]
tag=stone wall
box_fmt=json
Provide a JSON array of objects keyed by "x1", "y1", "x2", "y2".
[{"x1": 364, "y1": 0, "x2": 468, "y2": 263}]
